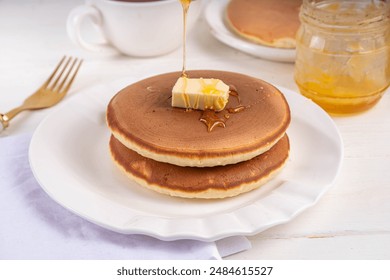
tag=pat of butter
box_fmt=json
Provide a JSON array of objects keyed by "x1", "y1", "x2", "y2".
[{"x1": 172, "y1": 77, "x2": 230, "y2": 111}]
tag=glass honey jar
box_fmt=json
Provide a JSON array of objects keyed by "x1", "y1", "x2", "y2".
[{"x1": 294, "y1": 0, "x2": 390, "y2": 115}]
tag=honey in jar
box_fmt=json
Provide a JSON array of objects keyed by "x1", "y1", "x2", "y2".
[{"x1": 294, "y1": 0, "x2": 390, "y2": 115}]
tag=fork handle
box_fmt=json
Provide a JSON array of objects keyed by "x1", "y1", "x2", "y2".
[
  {"x1": 0, "y1": 106, "x2": 26, "y2": 130},
  {"x1": 0, "y1": 113, "x2": 9, "y2": 130}
]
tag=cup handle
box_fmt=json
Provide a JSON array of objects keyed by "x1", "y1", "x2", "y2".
[{"x1": 66, "y1": 5, "x2": 117, "y2": 54}]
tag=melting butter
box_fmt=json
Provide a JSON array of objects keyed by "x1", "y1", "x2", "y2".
[{"x1": 172, "y1": 77, "x2": 230, "y2": 111}]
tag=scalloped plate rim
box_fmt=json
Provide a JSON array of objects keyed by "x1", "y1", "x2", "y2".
[{"x1": 29, "y1": 78, "x2": 343, "y2": 242}]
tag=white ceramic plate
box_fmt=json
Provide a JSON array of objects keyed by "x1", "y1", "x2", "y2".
[
  {"x1": 204, "y1": 0, "x2": 296, "y2": 63},
  {"x1": 29, "y1": 78, "x2": 343, "y2": 242}
]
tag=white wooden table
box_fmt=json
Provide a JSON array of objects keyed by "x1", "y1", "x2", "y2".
[{"x1": 1, "y1": 0, "x2": 389, "y2": 259}]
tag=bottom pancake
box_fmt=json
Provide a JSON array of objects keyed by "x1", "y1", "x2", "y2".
[{"x1": 109, "y1": 135, "x2": 290, "y2": 199}]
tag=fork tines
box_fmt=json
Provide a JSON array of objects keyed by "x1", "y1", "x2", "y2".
[{"x1": 44, "y1": 56, "x2": 83, "y2": 94}]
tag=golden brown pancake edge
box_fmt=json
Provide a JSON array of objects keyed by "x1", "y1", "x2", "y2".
[{"x1": 109, "y1": 134, "x2": 290, "y2": 199}]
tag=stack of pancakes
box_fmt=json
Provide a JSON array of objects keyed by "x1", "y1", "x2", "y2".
[
  {"x1": 107, "y1": 70, "x2": 291, "y2": 199},
  {"x1": 226, "y1": 0, "x2": 302, "y2": 49}
]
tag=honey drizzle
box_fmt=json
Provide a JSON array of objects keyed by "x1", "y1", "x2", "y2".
[
  {"x1": 227, "y1": 105, "x2": 247, "y2": 114},
  {"x1": 228, "y1": 84, "x2": 241, "y2": 104},
  {"x1": 181, "y1": 76, "x2": 190, "y2": 108},
  {"x1": 227, "y1": 85, "x2": 247, "y2": 114},
  {"x1": 180, "y1": 0, "x2": 191, "y2": 78},
  {"x1": 199, "y1": 84, "x2": 250, "y2": 132},
  {"x1": 200, "y1": 110, "x2": 226, "y2": 132},
  {"x1": 176, "y1": 3, "x2": 249, "y2": 132}
]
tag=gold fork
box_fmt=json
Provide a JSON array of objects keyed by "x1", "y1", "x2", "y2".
[{"x1": 0, "y1": 56, "x2": 82, "y2": 130}]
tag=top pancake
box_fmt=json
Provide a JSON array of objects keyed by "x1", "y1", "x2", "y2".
[
  {"x1": 226, "y1": 0, "x2": 302, "y2": 49},
  {"x1": 106, "y1": 70, "x2": 290, "y2": 167}
]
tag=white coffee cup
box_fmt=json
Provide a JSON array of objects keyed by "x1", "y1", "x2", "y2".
[{"x1": 67, "y1": 0, "x2": 204, "y2": 57}]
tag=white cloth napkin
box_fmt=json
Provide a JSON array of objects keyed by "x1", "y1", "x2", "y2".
[{"x1": 0, "y1": 133, "x2": 251, "y2": 260}]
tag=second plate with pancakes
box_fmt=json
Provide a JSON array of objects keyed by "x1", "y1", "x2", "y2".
[
  {"x1": 107, "y1": 70, "x2": 291, "y2": 199},
  {"x1": 225, "y1": 0, "x2": 302, "y2": 49}
]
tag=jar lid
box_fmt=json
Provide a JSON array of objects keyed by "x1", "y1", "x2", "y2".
[{"x1": 301, "y1": 0, "x2": 389, "y2": 30}]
